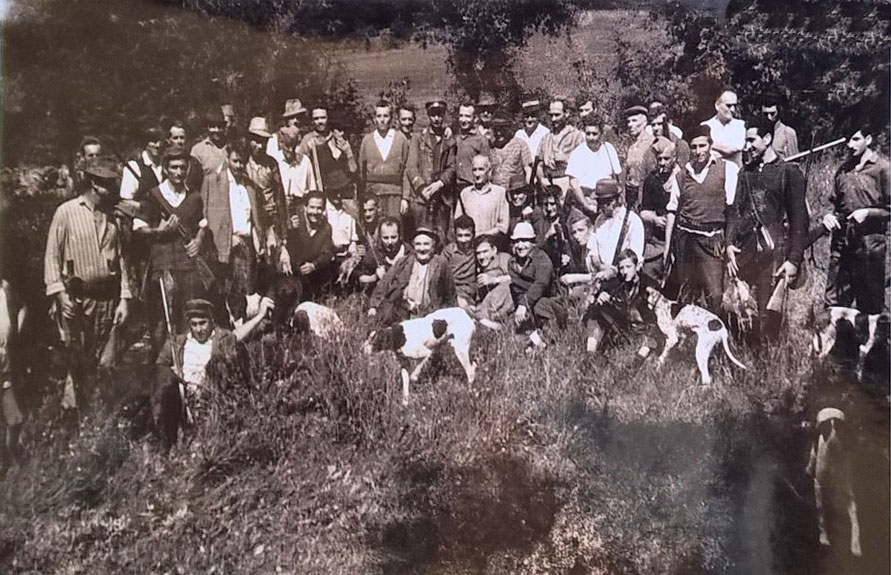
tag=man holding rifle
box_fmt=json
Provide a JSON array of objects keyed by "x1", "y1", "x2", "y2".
[
  {"x1": 153, "y1": 296, "x2": 273, "y2": 449},
  {"x1": 821, "y1": 121, "x2": 890, "y2": 314},
  {"x1": 134, "y1": 147, "x2": 213, "y2": 360},
  {"x1": 726, "y1": 118, "x2": 808, "y2": 340},
  {"x1": 44, "y1": 157, "x2": 131, "y2": 411}
]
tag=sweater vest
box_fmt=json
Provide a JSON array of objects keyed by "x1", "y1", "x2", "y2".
[
  {"x1": 678, "y1": 161, "x2": 727, "y2": 230},
  {"x1": 316, "y1": 143, "x2": 352, "y2": 191},
  {"x1": 148, "y1": 188, "x2": 204, "y2": 273}
]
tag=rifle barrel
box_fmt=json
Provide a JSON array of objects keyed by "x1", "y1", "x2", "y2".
[{"x1": 784, "y1": 138, "x2": 846, "y2": 162}]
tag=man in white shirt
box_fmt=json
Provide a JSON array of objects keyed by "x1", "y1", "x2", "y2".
[
  {"x1": 702, "y1": 90, "x2": 746, "y2": 166},
  {"x1": 277, "y1": 126, "x2": 316, "y2": 205},
  {"x1": 514, "y1": 99, "x2": 550, "y2": 160},
  {"x1": 120, "y1": 128, "x2": 165, "y2": 200},
  {"x1": 585, "y1": 180, "x2": 644, "y2": 283},
  {"x1": 566, "y1": 117, "x2": 622, "y2": 216},
  {"x1": 267, "y1": 98, "x2": 307, "y2": 163},
  {"x1": 153, "y1": 296, "x2": 273, "y2": 449}
]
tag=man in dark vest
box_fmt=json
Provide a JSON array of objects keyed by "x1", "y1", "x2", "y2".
[
  {"x1": 727, "y1": 118, "x2": 808, "y2": 339},
  {"x1": 664, "y1": 124, "x2": 740, "y2": 311},
  {"x1": 120, "y1": 127, "x2": 165, "y2": 201},
  {"x1": 301, "y1": 106, "x2": 357, "y2": 204},
  {"x1": 134, "y1": 148, "x2": 212, "y2": 359}
]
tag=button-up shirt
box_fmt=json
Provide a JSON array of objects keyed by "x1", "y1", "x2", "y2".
[
  {"x1": 455, "y1": 131, "x2": 491, "y2": 185},
  {"x1": 119, "y1": 150, "x2": 163, "y2": 200},
  {"x1": 228, "y1": 170, "x2": 253, "y2": 236},
  {"x1": 278, "y1": 154, "x2": 316, "y2": 199},
  {"x1": 585, "y1": 206, "x2": 645, "y2": 271},
  {"x1": 44, "y1": 195, "x2": 131, "y2": 298},
  {"x1": 492, "y1": 137, "x2": 533, "y2": 191},
  {"x1": 456, "y1": 182, "x2": 510, "y2": 236}
]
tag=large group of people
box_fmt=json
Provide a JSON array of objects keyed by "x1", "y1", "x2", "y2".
[{"x1": 1, "y1": 87, "x2": 888, "y2": 452}]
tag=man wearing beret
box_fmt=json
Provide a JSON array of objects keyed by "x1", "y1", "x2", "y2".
[
  {"x1": 623, "y1": 105, "x2": 656, "y2": 210},
  {"x1": 508, "y1": 221, "x2": 567, "y2": 351},
  {"x1": 45, "y1": 157, "x2": 131, "y2": 411},
  {"x1": 664, "y1": 124, "x2": 740, "y2": 311},
  {"x1": 585, "y1": 179, "x2": 645, "y2": 284},
  {"x1": 405, "y1": 99, "x2": 457, "y2": 241},
  {"x1": 153, "y1": 296, "x2": 273, "y2": 448},
  {"x1": 367, "y1": 227, "x2": 456, "y2": 325}
]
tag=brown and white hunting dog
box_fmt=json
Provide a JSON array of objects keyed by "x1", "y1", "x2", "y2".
[{"x1": 646, "y1": 287, "x2": 747, "y2": 385}]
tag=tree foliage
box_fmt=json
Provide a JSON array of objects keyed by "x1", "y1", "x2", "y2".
[{"x1": 1, "y1": 0, "x2": 362, "y2": 165}]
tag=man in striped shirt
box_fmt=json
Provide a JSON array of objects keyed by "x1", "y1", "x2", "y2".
[{"x1": 45, "y1": 157, "x2": 131, "y2": 411}]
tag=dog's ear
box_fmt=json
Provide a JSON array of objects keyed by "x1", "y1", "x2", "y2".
[
  {"x1": 432, "y1": 319, "x2": 448, "y2": 340},
  {"x1": 391, "y1": 324, "x2": 407, "y2": 350}
]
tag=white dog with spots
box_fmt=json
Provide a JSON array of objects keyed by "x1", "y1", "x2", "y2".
[{"x1": 646, "y1": 286, "x2": 746, "y2": 385}]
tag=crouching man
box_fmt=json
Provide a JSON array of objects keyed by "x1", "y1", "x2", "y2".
[
  {"x1": 153, "y1": 297, "x2": 273, "y2": 448},
  {"x1": 584, "y1": 249, "x2": 657, "y2": 366},
  {"x1": 508, "y1": 221, "x2": 567, "y2": 351}
]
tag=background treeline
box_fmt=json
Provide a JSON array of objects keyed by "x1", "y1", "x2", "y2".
[{"x1": 2, "y1": 0, "x2": 888, "y2": 163}]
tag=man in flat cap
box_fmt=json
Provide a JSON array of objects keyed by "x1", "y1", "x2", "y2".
[
  {"x1": 702, "y1": 90, "x2": 745, "y2": 166},
  {"x1": 45, "y1": 156, "x2": 131, "y2": 411},
  {"x1": 367, "y1": 226, "x2": 456, "y2": 325},
  {"x1": 515, "y1": 99, "x2": 550, "y2": 160},
  {"x1": 536, "y1": 98, "x2": 584, "y2": 199},
  {"x1": 585, "y1": 179, "x2": 645, "y2": 284},
  {"x1": 358, "y1": 100, "x2": 412, "y2": 219},
  {"x1": 508, "y1": 221, "x2": 567, "y2": 351},
  {"x1": 153, "y1": 295, "x2": 273, "y2": 448},
  {"x1": 664, "y1": 123, "x2": 740, "y2": 311},
  {"x1": 640, "y1": 136, "x2": 682, "y2": 287},
  {"x1": 623, "y1": 105, "x2": 656, "y2": 210},
  {"x1": 405, "y1": 99, "x2": 457, "y2": 241},
  {"x1": 475, "y1": 94, "x2": 497, "y2": 145}
]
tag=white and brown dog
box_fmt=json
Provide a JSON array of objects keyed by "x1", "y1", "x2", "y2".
[
  {"x1": 646, "y1": 287, "x2": 747, "y2": 385},
  {"x1": 805, "y1": 407, "x2": 861, "y2": 557},
  {"x1": 362, "y1": 307, "x2": 477, "y2": 405},
  {"x1": 812, "y1": 306, "x2": 889, "y2": 382}
]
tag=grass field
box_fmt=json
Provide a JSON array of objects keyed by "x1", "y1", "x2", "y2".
[{"x1": 0, "y1": 156, "x2": 888, "y2": 575}]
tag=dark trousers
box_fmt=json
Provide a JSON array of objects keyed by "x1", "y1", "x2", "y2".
[
  {"x1": 516, "y1": 296, "x2": 567, "y2": 332},
  {"x1": 674, "y1": 228, "x2": 725, "y2": 311},
  {"x1": 824, "y1": 232, "x2": 887, "y2": 314},
  {"x1": 408, "y1": 200, "x2": 452, "y2": 247},
  {"x1": 55, "y1": 297, "x2": 117, "y2": 410}
]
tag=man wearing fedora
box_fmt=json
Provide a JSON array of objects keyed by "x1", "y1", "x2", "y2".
[
  {"x1": 585, "y1": 179, "x2": 645, "y2": 283},
  {"x1": 267, "y1": 98, "x2": 307, "y2": 163},
  {"x1": 45, "y1": 157, "x2": 132, "y2": 411},
  {"x1": 367, "y1": 226, "x2": 456, "y2": 325},
  {"x1": 515, "y1": 99, "x2": 550, "y2": 160},
  {"x1": 246, "y1": 116, "x2": 288, "y2": 243},
  {"x1": 623, "y1": 105, "x2": 656, "y2": 210},
  {"x1": 358, "y1": 100, "x2": 411, "y2": 219},
  {"x1": 405, "y1": 99, "x2": 457, "y2": 242},
  {"x1": 153, "y1": 296, "x2": 273, "y2": 448},
  {"x1": 508, "y1": 221, "x2": 566, "y2": 351}
]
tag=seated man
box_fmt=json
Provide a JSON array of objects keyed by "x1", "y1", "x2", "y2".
[
  {"x1": 357, "y1": 217, "x2": 411, "y2": 290},
  {"x1": 507, "y1": 185, "x2": 546, "y2": 250},
  {"x1": 508, "y1": 221, "x2": 567, "y2": 350},
  {"x1": 153, "y1": 297, "x2": 274, "y2": 448},
  {"x1": 367, "y1": 227, "x2": 457, "y2": 325},
  {"x1": 281, "y1": 190, "x2": 335, "y2": 300},
  {"x1": 442, "y1": 215, "x2": 478, "y2": 308},
  {"x1": 473, "y1": 234, "x2": 513, "y2": 328},
  {"x1": 558, "y1": 209, "x2": 598, "y2": 300},
  {"x1": 583, "y1": 249, "x2": 656, "y2": 361}
]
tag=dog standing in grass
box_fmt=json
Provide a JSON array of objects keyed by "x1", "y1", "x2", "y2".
[
  {"x1": 362, "y1": 307, "x2": 477, "y2": 405},
  {"x1": 806, "y1": 407, "x2": 861, "y2": 557}
]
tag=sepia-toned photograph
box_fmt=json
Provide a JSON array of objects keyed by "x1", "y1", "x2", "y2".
[{"x1": 0, "y1": 0, "x2": 888, "y2": 573}]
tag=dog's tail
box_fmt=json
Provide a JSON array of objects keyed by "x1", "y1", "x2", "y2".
[{"x1": 721, "y1": 329, "x2": 747, "y2": 370}]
